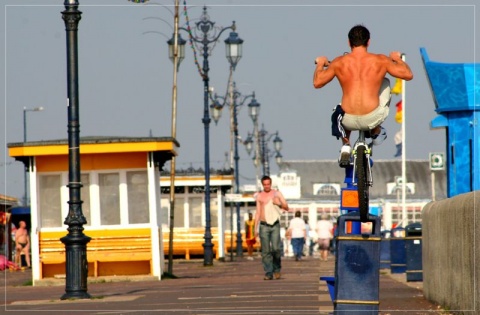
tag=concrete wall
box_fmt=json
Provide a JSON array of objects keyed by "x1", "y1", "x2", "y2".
[{"x1": 422, "y1": 191, "x2": 479, "y2": 313}]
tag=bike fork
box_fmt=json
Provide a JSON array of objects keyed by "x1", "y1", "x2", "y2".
[{"x1": 352, "y1": 144, "x2": 373, "y2": 187}]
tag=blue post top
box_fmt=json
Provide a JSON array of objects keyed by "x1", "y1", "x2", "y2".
[
  {"x1": 344, "y1": 165, "x2": 354, "y2": 185},
  {"x1": 337, "y1": 211, "x2": 381, "y2": 237},
  {"x1": 420, "y1": 47, "x2": 480, "y2": 113}
]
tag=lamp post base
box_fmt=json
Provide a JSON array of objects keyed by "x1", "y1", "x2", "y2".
[
  {"x1": 202, "y1": 237, "x2": 215, "y2": 266},
  {"x1": 236, "y1": 233, "x2": 243, "y2": 257},
  {"x1": 60, "y1": 231, "x2": 91, "y2": 300}
]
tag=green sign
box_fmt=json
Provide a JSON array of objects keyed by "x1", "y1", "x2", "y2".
[{"x1": 429, "y1": 152, "x2": 445, "y2": 170}]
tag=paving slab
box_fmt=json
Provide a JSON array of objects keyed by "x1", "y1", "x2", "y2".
[{"x1": 1, "y1": 254, "x2": 446, "y2": 314}]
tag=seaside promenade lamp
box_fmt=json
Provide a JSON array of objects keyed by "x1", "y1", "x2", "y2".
[
  {"x1": 167, "y1": 33, "x2": 186, "y2": 71},
  {"x1": 167, "y1": 6, "x2": 243, "y2": 266}
]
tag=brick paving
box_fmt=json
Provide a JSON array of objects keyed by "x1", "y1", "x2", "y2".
[{"x1": 1, "y1": 254, "x2": 446, "y2": 315}]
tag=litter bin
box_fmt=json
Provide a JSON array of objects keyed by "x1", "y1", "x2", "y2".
[
  {"x1": 390, "y1": 227, "x2": 406, "y2": 274},
  {"x1": 380, "y1": 230, "x2": 391, "y2": 269},
  {"x1": 405, "y1": 222, "x2": 422, "y2": 281}
]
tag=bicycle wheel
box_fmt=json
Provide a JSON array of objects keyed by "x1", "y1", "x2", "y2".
[{"x1": 355, "y1": 145, "x2": 369, "y2": 222}]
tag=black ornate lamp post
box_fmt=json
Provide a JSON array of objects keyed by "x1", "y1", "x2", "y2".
[
  {"x1": 168, "y1": 6, "x2": 243, "y2": 266},
  {"x1": 245, "y1": 122, "x2": 283, "y2": 177},
  {"x1": 246, "y1": 98, "x2": 261, "y2": 186},
  {"x1": 258, "y1": 125, "x2": 283, "y2": 176},
  {"x1": 60, "y1": 0, "x2": 91, "y2": 300},
  {"x1": 211, "y1": 82, "x2": 253, "y2": 257},
  {"x1": 23, "y1": 106, "x2": 44, "y2": 206}
]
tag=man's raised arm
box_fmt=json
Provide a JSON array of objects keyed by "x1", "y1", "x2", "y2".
[
  {"x1": 386, "y1": 51, "x2": 413, "y2": 81},
  {"x1": 313, "y1": 56, "x2": 335, "y2": 89}
]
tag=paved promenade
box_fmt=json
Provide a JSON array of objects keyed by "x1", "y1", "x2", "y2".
[{"x1": 2, "y1": 254, "x2": 446, "y2": 315}]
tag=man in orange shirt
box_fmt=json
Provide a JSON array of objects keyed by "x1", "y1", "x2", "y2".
[{"x1": 245, "y1": 212, "x2": 256, "y2": 260}]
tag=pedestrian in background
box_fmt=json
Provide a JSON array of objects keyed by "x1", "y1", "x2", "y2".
[
  {"x1": 14, "y1": 221, "x2": 30, "y2": 268},
  {"x1": 304, "y1": 217, "x2": 311, "y2": 257},
  {"x1": 254, "y1": 175, "x2": 289, "y2": 280},
  {"x1": 287, "y1": 211, "x2": 306, "y2": 261},
  {"x1": 308, "y1": 228, "x2": 318, "y2": 256},
  {"x1": 316, "y1": 214, "x2": 334, "y2": 261},
  {"x1": 245, "y1": 212, "x2": 256, "y2": 260}
]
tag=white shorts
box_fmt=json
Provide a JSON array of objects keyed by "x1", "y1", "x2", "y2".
[{"x1": 341, "y1": 78, "x2": 392, "y2": 131}]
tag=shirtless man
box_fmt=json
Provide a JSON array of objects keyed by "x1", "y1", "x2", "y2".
[
  {"x1": 313, "y1": 24, "x2": 413, "y2": 166},
  {"x1": 14, "y1": 221, "x2": 31, "y2": 268},
  {"x1": 254, "y1": 175, "x2": 289, "y2": 280}
]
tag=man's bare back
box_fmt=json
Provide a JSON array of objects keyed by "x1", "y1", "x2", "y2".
[
  {"x1": 328, "y1": 51, "x2": 391, "y2": 115},
  {"x1": 313, "y1": 47, "x2": 413, "y2": 116}
]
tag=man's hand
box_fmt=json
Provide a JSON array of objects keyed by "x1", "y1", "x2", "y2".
[
  {"x1": 315, "y1": 56, "x2": 329, "y2": 67},
  {"x1": 389, "y1": 51, "x2": 402, "y2": 61},
  {"x1": 273, "y1": 197, "x2": 282, "y2": 209}
]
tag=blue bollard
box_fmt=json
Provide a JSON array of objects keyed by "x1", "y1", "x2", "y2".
[
  {"x1": 380, "y1": 230, "x2": 391, "y2": 269},
  {"x1": 405, "y1": 223, "x2": 423, "y2": 281},
  {"x1": 390, "y1": 227, "x2": 406, "y2": 274},
  {"x1": 334, "y1": 212, "x2": 381, "y2": 314}
]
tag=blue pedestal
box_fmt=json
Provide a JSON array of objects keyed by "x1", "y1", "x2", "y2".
[
  {"x1": 334, "y1": 212, "x2": 381, "y2": 314},
  {"x1": 320, "y1": 276, "x2": 335, "y2": 302}
]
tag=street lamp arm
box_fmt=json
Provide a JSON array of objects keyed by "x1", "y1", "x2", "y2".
[
  {"x1": 178, "y1": 26, "x2": 191, "y2": 35},
  {"x1": 266, "y1": 133, "x2": 276, "y2": 142},
  {"x1": 212, "y1": 85, "x2": 255, "y2": 111},
  {"x1": 235, "y1": 93, "x2": 255, "y2": 108},
  {"x1": 210, "y1": 92, "x2": 226, "y2": 105},
  {"x1": 142, "y1": 30, "x2": 170, "y2": 40},
  {"x1": 237, "y1": 134, "x2": 253, "y2": 146},
  {"x1": 179, "y1": 24, "x2": 235, "y2": 45},
  {"x1": 207, "y1": 23, "x2": 235, "y2": 45}
]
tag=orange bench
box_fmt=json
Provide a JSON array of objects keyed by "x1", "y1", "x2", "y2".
[{"x1": 39, "y1": 229, "x2": 152, "y2": 278}]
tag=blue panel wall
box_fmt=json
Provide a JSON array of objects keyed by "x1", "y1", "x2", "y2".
[{"x1": 420, "y1": 48, "x2": 479, "y2": 197}]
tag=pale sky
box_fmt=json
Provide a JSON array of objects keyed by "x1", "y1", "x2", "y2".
[{"x1": 2, "y1": 0, "x2": 478, "y2": 201}]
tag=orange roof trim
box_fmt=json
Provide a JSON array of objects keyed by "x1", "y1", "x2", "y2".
[{"x1": 8, "y1": 137, "x2": 179, "y2": 157}]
